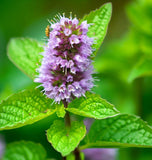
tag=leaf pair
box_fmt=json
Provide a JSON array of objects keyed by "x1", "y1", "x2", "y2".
[
  {"x1": 0, "y1": 89, "x2": 119, "y2": 131},
  {"x1": 3, "y1": 114, "x2": 152, "y2": 159}
]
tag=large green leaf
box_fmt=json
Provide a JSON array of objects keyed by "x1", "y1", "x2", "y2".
[
  {"x1": 81, "y1": 3, "x2": 112, "y2": 56},
  {"x1": 47, "y1": 120, "x2": 86, "y2": 156},
  {"x1": 80, "y1": 114, "x2": 152, "y2": 149},
  {"x1": 3, "y1": 141, "x2": 47, "y2": 160},
  {"x1": 66, "y1": 92, "x2": 119, "y2": 119},
  {"x1": 7, "y1": 38, "x2": 43, "y2": 79},
  {"x1": 0, "y1": 89, "x2": 56, "y2": 130},
  {"x1": 128, "y1": 56, "x2": 152, "y2": 82}
]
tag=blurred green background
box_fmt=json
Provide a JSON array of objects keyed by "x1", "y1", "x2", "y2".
[{"x1": 0, "y1": 0, "x2": 152, "y2": 159}]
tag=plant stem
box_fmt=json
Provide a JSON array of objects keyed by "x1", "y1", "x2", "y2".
[
  {"x1": 131, "y1": 78, "x2": 143, "y2": 160},
  {"x1": 63, "y1": 100, "x2": 71, "y2": 127},
  {"x1": 65, "y1": 111, "x2": 71, "y2": 127},
  {"x1": 134, "y1": 78, "x2": 143, "y2": 116},
  {"x1": 63, "y1": 100, "x2": 81, "y2": 160},
  {"x1": 74, "y1": 148, "x2": 81, "y2": 160}
]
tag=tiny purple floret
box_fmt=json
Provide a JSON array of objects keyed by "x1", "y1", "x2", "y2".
[{"x1": 35, "y1": 15, "x2": 94, "y2": 103}]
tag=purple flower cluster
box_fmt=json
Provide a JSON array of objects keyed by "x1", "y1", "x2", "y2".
[
  {"x1": 82, "y1": 148, "x2": 117, "y2": 160},
  {"x1": 35, "y1": 15, "x2": 94, "y2": 103}
]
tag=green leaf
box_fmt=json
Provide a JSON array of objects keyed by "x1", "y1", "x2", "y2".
[
  {"x1": 7, "y1": 38, "x2": 43, "y2": 80},
  {"x1": 80, "y1": 114, "x2": 152, "y2": 149},
  {"x1": 0, "y1": 89, "x2": 56, "y2": 130},
  {"x1": 66, "y1": 92, "x2": 119, "y2": 119},
  {"x1": 81, "y1": 3, "x2": 112, "y2": 56},
  {"x1": 47, "y1": 120, "x2": 86, "y2": 156},
  {"x1": 3, "y1": 141, "x2": 47, "y2": 160},
  {"x1": 128, "y1": 56, "x2": 152, "y2": 82},
  {"x1": 56, "y1": 104, "x2": 66, "y2": 118}
]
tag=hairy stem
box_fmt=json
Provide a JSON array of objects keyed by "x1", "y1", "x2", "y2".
[
  {"x1": 65, "y1": 112, "x2": 71, "y2": 127},
  {"x1": 63, "y1": 100, "x2": 81, "y2": 160},
  {"x1": 74, "y1": 148, "x2": 81, "y2": 160},
  {"x1": 63, "y1": 100, "x2": 71, "y2": 127},
  {"x1": 134, "y1": 78, "x2": 143, "y2": 116},
  {"x1": 131, "y1": 78, "x2": 143, "y2": 160}
]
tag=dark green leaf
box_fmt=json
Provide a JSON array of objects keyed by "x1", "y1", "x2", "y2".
[
  {"x1": 66, "y1": 92, "x2": 119, "y2": 119},
  {"x1": 47, "y1": 120, "x2": 86, "y2": 156},
  {"x1": 80, "y1": 114, "x2": 152, "y2": 149},
  {"x1": 3, "y1": 141, "x2": 47, "y2": 160},
  {"x1": 7, "y1": 38, "x2": 43, "y2": 79},
  {"x1": 0, "y1": 89, "x2": 56, "y2": 130},
  {"x1": 81, "y1": 3, "x2": 112, "y2": 56}
]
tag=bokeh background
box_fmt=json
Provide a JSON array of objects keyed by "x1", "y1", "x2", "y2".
[{"x1": 0, "y1": 0, "x2": 152, "y2": 159}]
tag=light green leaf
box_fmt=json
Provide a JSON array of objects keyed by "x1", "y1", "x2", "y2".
[
  {"x1": 47, "y1": 120, "x2": 86, "y2": 156},
  {"x1": 56, "y1": 105, "x2": 66, "y2": 118},
  {"x1": 128, "y1": 56, "x2": 152, "y2": 82},
  {"x1": 80, "y1": 114, "x2": 152, "y2": 149},
  {"x1": 7, "y1": 38, "x2": 43, "y2": 80},
  {"x1": 0, "y1": 89, "x2": 56, "y2": 130},
  {"x1": 81, "y1": 3, "x2": 112, "y2": 56},
  {"x1": 3, "y1": 141, "x2": 47, "y2": 160},
  {"x1": 66, "y1": 92, "x2": 119, "y2": 119}
]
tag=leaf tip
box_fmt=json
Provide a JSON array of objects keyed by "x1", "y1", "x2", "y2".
[{"x1": 104, "y1": 2, "x2": 112, "y2": 12}]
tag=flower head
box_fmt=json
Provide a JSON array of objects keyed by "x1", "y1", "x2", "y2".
[{"x1": 35, "y1": 14, "x2": 94, "y2": 103}]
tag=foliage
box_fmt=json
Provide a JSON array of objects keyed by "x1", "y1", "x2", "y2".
[
  {"x1": 1, "y1": 1, "x2": 152, "y2": 160},
  {"x1": 3, "y1": 141, "x2": 47, "y2": 160}
]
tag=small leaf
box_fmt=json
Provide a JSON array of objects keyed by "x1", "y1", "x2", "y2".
[
  {"x1": 47, "y1": 120, "x2": 86, "y2": 156},
  {"x1": 3, "y1": 141, "x2": 47, "y2": 160},
  {"x1": 128, "y1": 56, "x2": 152, "y2": 82},
  {"x1": 7, "y1": 38, "x2": 43, "y2": 79},
  {"x1": 56, "y1": 105, "x2": 66, "y2": 118},
  {"x1": 81, "y1": 3, "x2": 112, "y2": 56},
  {"x1": 66, "y1": 92, "x2": 119, "y2": 119},
  {"x1": 0, "y1": 89, "x2": 56, "y2": 130},
  {"x1": 80, "y1": 114, "x2": 152, "y2": 149}
]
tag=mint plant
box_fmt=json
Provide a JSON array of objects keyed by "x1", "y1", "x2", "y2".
[{"x1": 1, "y1": 2, "x2": 152, "y2": 160}]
